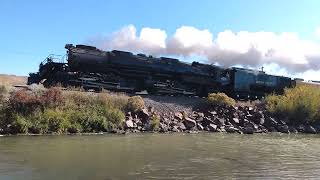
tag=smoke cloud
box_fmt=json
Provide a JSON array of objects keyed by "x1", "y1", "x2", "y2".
[{"x1": 86, "y1": 25, "x2": 320, "y2": 80}]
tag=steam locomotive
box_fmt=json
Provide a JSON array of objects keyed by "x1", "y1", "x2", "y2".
[{"x1": 28, "y1": 44, "x2": 295, "y2": 99}]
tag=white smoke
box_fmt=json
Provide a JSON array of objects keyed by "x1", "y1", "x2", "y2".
[{"x1": 86, "y1": 25, "x2": 320, "y2": 80}]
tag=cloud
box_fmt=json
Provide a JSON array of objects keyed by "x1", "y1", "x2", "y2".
[
  {"x1": 86, "y1": 25, "x2": 320, "y2": 80},
  {"x1": 315, "y1": 27, "x2": 320, "y2": 39}
]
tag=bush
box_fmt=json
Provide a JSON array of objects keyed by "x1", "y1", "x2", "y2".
[
  {"x1": 99, "y1": 93, "x2": 128, "y2": 111},
  {"x1": 0, "y1": 85, "x2": 8, "y2": 102},
  {"x1": 266, "y1": 85, "x2": 320, "y2": 124},
  {"x1": 127, "y1": 96, "x2": 145, "y2": 112},
  {"x1": 11, "y1": 114, "x2": 30, "y2": 134},
  {"x1": 42, "y1": 109, "x2": 69, "y2": 134},
  {"x1": 150, "y1": 113, "x2": 160, "y2": 131},
  {"x1": 42, "y1": 87, "x2": 63, "y2": 108},
  {"x1": 207, "y1": 93, "x2": 236, "y2": 106},
  {"x1": 8, "y1": 89, "x2": 43, "y2": 115},
  {"x1": 104, "y1": 108, "x2": 125, "y2": 126}
]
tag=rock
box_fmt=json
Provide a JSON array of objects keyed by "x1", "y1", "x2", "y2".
[
  {"x1": 277, "y1": 125, "x2": 290, "y2": 133},
  {"x1": 209, "y1": 111, "x2": 217, "y2": 116},
  {"x1": 264, "y1": 117, "x2": 278, "y2": 128},
  {"x1": 208, "y1": 124, "x2": 218, "y2": 132},
  {"x1": 172, "y1": 126, "x2": 180, "y2": 132},
  {"x1": 258, "y1": 118, "x2": 265, "y2": 125},
  {"x1": 126, "y1": 111, "x2": 132, "y2": 117},
  {"x1": 296, "y1": 124, "x2": 306, "y2": 132},
  {"x1": 148, "y1": 106, "x2": 155, "y2": 113},
  {"x1": 202, "y1": 117, "x2": 214, "y2": 127},
  {"x1": 232, "y1": 118, "x2": 239, "y2": 124},
  {"x1": 174, "y1": 112, "x2": 183, "y2": 121},
  {"x1": 289, "y1": 126, "x2": 298, "y2": 134},
  {"x1": 197, "y1": 112, "x2": 205, "y2": 118},
  {"x1": 178, "y1": 122, "x2": 186, "y2": 131},
  {"x1": 183, "y1": 117, "x2": 197, "y2": 130},
  {"x1": 197, "y1": 123, "x2": 204, "y2": 131},
  {"x1": 305, "y1": 125, "x2": 317, "y2": 134},
  {"x1": 216, "y1": 118, "x2": 226, "y2": 126},
  {"x1": 242, "y1": 126, "x2": 254, "y2": 134},
  {"x1": 225, "y1": 126, "x2": 241, "y2": 133},
  {"x1": 139, "y1": 108, "x2": 150, "y2": 123},
  {"x1": 125, "y1": 120, "x2": 134, "y2": 129},
  {"x1": 159, "y1": 123, "x2": 169, "y2": 133},
  {"x1": 268, "y1": 126, "x2": 277, "y2": 132},
  {"x1": 196, "y1": 117, "x2": 204, "y2": 122}
]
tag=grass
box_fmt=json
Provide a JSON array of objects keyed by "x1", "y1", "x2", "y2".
[
  {"x1": 266, "y1": 85, "x2": 320, "y2": 124},
  {"x1": 0, "y1": 87, "x2": 145, "y2": 134}
]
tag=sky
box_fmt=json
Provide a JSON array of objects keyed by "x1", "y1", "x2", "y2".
[{"x1": 1, "y1": 0, "x2": 320, "y2": 80}]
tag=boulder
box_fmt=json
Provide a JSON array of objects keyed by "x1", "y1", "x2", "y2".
[
  {"x1": 289, "y1": 126, "x2": 298, "y2": 134},
  {"x1": 264, "y1": 117, "x2": 278, "y2": 128},
  {"x1": 305, "y1": 125, "x2": 317, "y2": 134},
  {"x1": 197, "y1": 112, "x2": 205, "y2": 118},
  {"x1": 296, "y1": 124, "x2": 306, "y2": 132},
  {"x1": 172, "y1": 126, "x2": 180, "y2": 132},
  {"x1": 139, "y1": 108, "x2": 150, "y2": 123},
  {"x1": 242, "y1": 126, "x2": 254, "y2": 134},
  {"x1": 125, "y1": 120, "x2": 134, "y2": 129},
  {"x1": 202, "y1": 117, "x2": 214, "y2": 127},
  {"x1": 277, "y1": 125, "x2": 290, "y2": 133},
  {"x1": 232, "y1": 118, "x2": 239, "y2": 124},
  {"x1": 183, "y1": 117, "x2": 197, "y2": 130},
  {"x1": 174, "y1": 112, "x2": 183, "y2": 121},
  {"x1": 209, "y1": 111, "x2": 217, "y2": 116},
  {"x1": 159, "y1": 123, "x2": 169, "y2": 133},
  {"x1": 178, "y1": 122, "x2": 186, "y2": 131},
  {"x1": 216, "y1": 118, "x2": 226, "y2": 126},
  {"x1": 225, "y1": 126, "x2": 241, "y2": 133},
  {"x1": 208, "y1": 124, "x2": 218, "y2": 132},
  {"x1": 197, "y1": 123, "x2": 204, "y2": 131}
]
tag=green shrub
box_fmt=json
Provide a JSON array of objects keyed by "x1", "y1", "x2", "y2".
[
  {"x1": 150, "y1": 113, "x2": 160, "y2": 131},
  {"x1": 207, "y1": 92, "x2": 236, "y2": 106},
  {"x1": 42, "y1": 109, "x2": 70, "y2": 134},
  {"x1": 11, "y1": 114, "x2": 30, "y2": 134},
  {"x1": 127, "y1": 96, "x2": 145, "y2": 112},
  {"x1": 105, "y1": 108, "x2": 125, "y2": 126},
  {"x1": 266, "y1": 85, "x2": 320, "y2": 124}
]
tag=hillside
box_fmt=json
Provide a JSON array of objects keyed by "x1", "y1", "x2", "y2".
[{"x1": 0, "y1": 74, "x2": 27, "y2": 86}]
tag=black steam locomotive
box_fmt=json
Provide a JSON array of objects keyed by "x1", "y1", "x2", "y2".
[{"x1": 28, "y1": 44, "x2": 295, "y2": 99}]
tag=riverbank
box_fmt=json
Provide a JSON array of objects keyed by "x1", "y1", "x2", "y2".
[{"x1": 1, "y1": 84, "x2": 320, "y2": 135}]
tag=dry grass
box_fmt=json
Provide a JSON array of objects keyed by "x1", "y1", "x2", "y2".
[{"x1": 0, "y1": 74, "x2": 27, "y2": 86}]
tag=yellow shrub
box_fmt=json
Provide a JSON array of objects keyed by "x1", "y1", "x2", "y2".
[
  {"x1": 127, "y1": 96, "x2": 145, "y2": 112},
  {"x1": 266, "y1": 85, "x2": 320, "y2": 124},
  {"x1": 207, "y1": 93, "x2": 236, "y2": 106}
]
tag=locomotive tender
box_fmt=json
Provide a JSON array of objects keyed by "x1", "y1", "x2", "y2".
[{"x1": 28, "y1": 44, "x2": 295, "y2": 99}]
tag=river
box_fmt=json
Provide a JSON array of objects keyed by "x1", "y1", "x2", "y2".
[{"x1": 0, "y1": 133, "x2": 320, "y2": 180}]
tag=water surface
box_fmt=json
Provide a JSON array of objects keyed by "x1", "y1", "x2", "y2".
[{"x1": 0, "y1": 133, "x2": 320, "y2": 180}]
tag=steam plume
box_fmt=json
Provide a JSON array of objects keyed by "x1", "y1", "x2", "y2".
[{"x1": 86, "y1": 25, "x2": 320, "y2": 80}]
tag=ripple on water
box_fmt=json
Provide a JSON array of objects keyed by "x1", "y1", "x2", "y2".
[{"x1": 1, "y1": 133, "x2": 320, "y2": 179}]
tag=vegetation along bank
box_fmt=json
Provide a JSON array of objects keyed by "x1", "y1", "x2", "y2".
[{"x1": 1, "y1": 84, "x2": 320, "y2": 135}]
